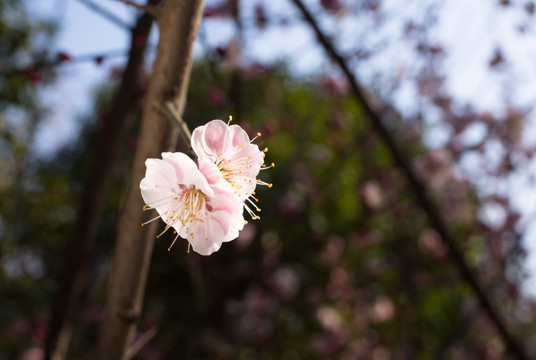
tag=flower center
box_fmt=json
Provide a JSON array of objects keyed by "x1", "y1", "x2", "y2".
[
  {"x1": 217, "y1": 159, "x2": 234, "y2": 181},
  {"x1": 177, "y1": 188, "x2": 206, "y2": 226}
]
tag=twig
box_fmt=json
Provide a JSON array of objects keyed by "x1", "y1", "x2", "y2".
[
  {"x1": 114, "y1": 0, "x2": 159, "y2": 17},
  {"x1": 289, "y1": 0, "x2": 528, "y2": 359},
  {"x1": 76, "y1": 0, "x2": 131, "y2": 30},
  {"x1": 162, "y1": 101, "x2": 192, "y2": 144},
  {"x1": 126, "y1": 327, "x2": 157, "y2": 358}
]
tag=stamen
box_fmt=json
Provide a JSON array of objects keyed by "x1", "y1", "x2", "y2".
[
  {"x1": 246, "y1": 197, "x2": 261, "y2": 212},
  {"x1": 260, "y1": 163, "x2": 275, "y2": 170},
  {"x1": 250, "y1": 132, "x2": 262, "y2": 142},
  {"x1": 168, "y1": 232, "x2": 180, "y2": 251},
  {"x1": 156, "y1": 225, "x2": 171, "y2": 239},
  {"x1": 141, "y1": 214, "x2": 162, "y2": 226},
  {"x1": 256, "y1": 179, "x2": 273, "y2": 188},
  {"x1": 244, "y1": 203, "x2": 261, "y2": 220}
]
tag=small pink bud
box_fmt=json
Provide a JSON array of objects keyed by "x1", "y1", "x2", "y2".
[
  {"x1": 57, "y1": 51, "x2": 72, "y2": 62},
  {"x1": 207, "y1": 88, "x2": 225, "y2": 106},
  {"x1": 23, "y1": 67, "x2": 43, "y2": 84}
]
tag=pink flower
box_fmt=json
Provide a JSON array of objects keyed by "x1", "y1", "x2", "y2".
[
  {"x1": 191, "y1": 118, "x2": 273, "y2": 220},
  {"x1": 140, "y1": 152, "x2": 244, "y2": 255}
]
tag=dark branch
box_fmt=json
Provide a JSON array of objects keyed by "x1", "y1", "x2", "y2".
[
  {"x1": 114, "y1": 0, "x2": 159, "y2": 17},
  {"x1": 289, "y1": 0, "x2": 528, "y2": 358},
  {"x1": 76, "y1": 0, "x2": 131, "y2": 30}
]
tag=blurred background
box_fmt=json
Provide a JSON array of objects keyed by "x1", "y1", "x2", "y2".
[{"x1": 2, "y1": 0, "x2": 536, "y2": 358}]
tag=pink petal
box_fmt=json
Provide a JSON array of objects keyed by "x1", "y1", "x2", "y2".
[
  {"x1": 198, "y1": 157, "x2": 224, "y2": 185},
  {"x1": 143, "y1": 158, "x2": 177, "y2": 186},
  {"x1": 191, "y1": 119, "x2": 228, "y2": 160},
  {"x1": 187, "y1": 219, "x2": 225, "y2": 255},
  {"x1": 161, "y1": 152, "x2": 214, "y2": 196},
  {"x1": 211, "y1": 184, "x2": 245, "y2": 217},
  {"x1": 228, "y1": 124, "x2": 251, "y2": 148},
  {"x1": 211, "y1": 210, "x2": 242, "y2": 242}
]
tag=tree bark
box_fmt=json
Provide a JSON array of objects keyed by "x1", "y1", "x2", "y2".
[
  {"x1": 96, "y1": 1, "x2": 205, "y2": 359},
  {"x1": 46, "y1": 4, "x2": 158, "y2": 360}
]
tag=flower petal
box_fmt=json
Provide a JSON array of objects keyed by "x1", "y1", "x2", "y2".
[
  {"x1": 161, "y1": 152, "x2": 214, "y2": 197},
  {"x1": 191, "y1": 119, "x2": 228, "y2": 160},
  {"x1": 187, "y1": 217, "x2": 225, "y2": 255},
  {"x1": 198, "y1": 157, "x2": 224, "y2": 185},
  {"x1": 228, "y1": 124, "x2": 251, "y2": 148}
]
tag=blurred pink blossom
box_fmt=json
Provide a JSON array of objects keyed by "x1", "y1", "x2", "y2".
[
  {"x1": 20, "y1": 347, "x2": 44, "y2": 360},
  {"x1": 317, "y1": 306, "x2": 342, "y2": 332},
  {"x1": 370, "y1": 296, "x2": 395, "y2": 323},
  {"x1": 271, "y1": 267, "x2": 299, "y2": 298},
  {"x1": 361, "y1": 181, "x2": 384, "y2": 210},
  {"x1": 419, "y1": 228, "x2": 448, "y2": 259},
  {"x1": 207, "y1": 88, "x2": 226, "y2": 106}
]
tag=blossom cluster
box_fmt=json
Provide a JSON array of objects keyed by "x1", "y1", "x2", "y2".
[{"x1": 140, "y1": 118, "x2": 272, "y2": 255}]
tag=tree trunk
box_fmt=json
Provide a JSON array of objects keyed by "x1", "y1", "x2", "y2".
[
  {"x1": 46, "y1": 3, "x2": 158, "y2": 360},
  {"x1": 96, "y1": 1, "x2": 205, "y2": 359}
]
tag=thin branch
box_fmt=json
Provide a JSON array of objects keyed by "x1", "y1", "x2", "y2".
[
  {"x1": 162, "y1": 101, "x2": 192, "y2": 144},
  {"x1": 3, "y1": 46, "x2": 158, "y2": 80},
  {"x1": 126, "y1": 327, "x2": 157, "y2": 358},
  {"x1": 289, "y1": 0, "x2": 528, "y2": 359},
  {"x1": 114, "y1": 0, "x2": 159, "y2": 17},
  {"x1": 76, "y1": 0, "x2": 131, "y2": 30}
]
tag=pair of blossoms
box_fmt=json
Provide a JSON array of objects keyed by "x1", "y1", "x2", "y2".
[{"x1": 140, "y1": 118, "x2": 272, "y2": 255}]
